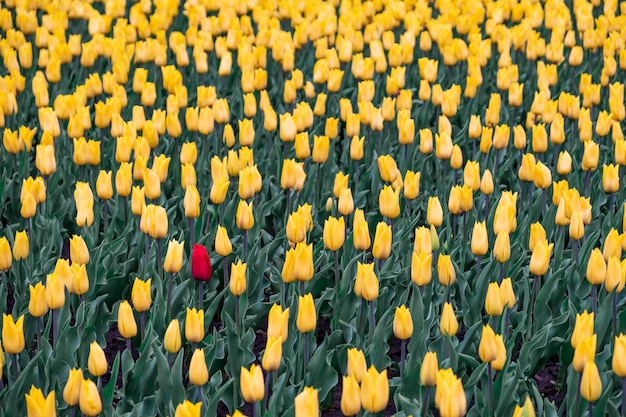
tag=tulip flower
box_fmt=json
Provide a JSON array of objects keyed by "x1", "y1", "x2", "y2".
[
  {"x1": 261, "y1": 336, "x2": 282, "y2": 372},
  {"x1": 529, "y1": 240, "x2": 553, "y2": 276},
  {"x1": 485, "y1": 282, "x2": 504, "y2": 319},
  {"x1": 174, "y1": 400, "x2": 202, "y2": 417},
  {"x1": 189, "y1": 348, "x2": 209, "y2": 389},
  {"x1": 131, "y1": 278, "x2": 152, "y2": 313},
  {"x1": 353, "y1": 217, "x2": 371, "y2": 251},
  {"x1": 360, "y1": 366, "x2": 388, "y2": 413},
  {"x1": 79, "y1": 379, "x2": 102, "y2": 416},
  {"x1": 581, "y1": 360, "x2": 602, "y2": 406},
  {"x1": 192, "y1": 243, "x2": 212, "y2": 309},
  {"x1": 292, "y1": 386, "x2": 318, "y2": 417},
  {"x1": 427, "y1": 196, "x2": 443, "y2": 227},
  {"x1": 435, "y1": 368, "x2": 467, "y2": 417},
  {"x1": 230, "y1": 260, "x2": 247, "y2": 296},
  {"x1": 240, "y1": 364, "x2": 264, "y2": 404},
  {"x1": 215, "y1": 226, "x2": 233, "y2": 258},
  {"x1": 63, "y1": 368, "x2": 83, "y2": 407},
  {"x1": 0, "y1": 237, "x2": 12, "y2": 271},
  {"x1": 185, "y1": 308, "x2": 205, "y2": 344},
  {"x1": 341, "y1": 376, "x2": 361, "y2": 416},
  {"x1": 494, "y1": 231, "x2": 511, "y2": 265},
  {"x1": 372, "y1": 222, "x2": 392, "y2": 261},
  {"x1": 70, "y1": 235, "x2": 89, "y2": 265},
  {"x1": 421, "y1": 351, "x2": 439, "y2": 391},
  {"x1": 573, "y1": 334, "x2": 597, "y2": 374},
  {"x1": 164, "y1": 319, "x2": 182, "y2": 354},
  {"x1": 29, "y1": 282, "x2": 48, "y2": 319},
  {"x1": 25, "y1": 385, "x2": 56, "y2": 417},
  {"x1": 13, "y1": 230, "x2": 29, "y2": 261},
  {"x1": 394, "y1": 305, "x2": 413, "y2": 373},
  {"x1": 118, "y1": 300, "x2": 137, "y2": 342},
  {"x1": 411, "y1": 251, "x2": 432, "y2": 287},
  {"x1": 267, "y1": 304, "x2": 290, "y2": 344},
  {"x1": 440, "y1": 302, "x2": 458, "y2": 337},
  {"x1": 437, "y1": 255, "x2": 456, "y2": 287},
  {"x1": 88, "y1": 341, "x2": 107, "y2": 377},
  {"x1": 586, "y1": 248, "x2": 606, "y2": 314}
]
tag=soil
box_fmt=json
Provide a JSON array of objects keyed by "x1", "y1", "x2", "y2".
[{"x1": 533, "y1": 355, "x2": 565, "y2": 409}]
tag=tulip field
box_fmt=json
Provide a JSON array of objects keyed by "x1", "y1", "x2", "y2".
[{"x1": 3, "y1": 0, "x2": 626, "y2": 416}]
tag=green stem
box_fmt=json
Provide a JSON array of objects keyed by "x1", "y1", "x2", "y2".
[
  {"x1": 422, "y1": 387, "x2": 430, "y2": 417},
  {"x1": 574, "y1": 372, "x2": 582, "y2": 417},
  {"x1": 198, "y1": 280, "x2": 204, "y2": 310},
  {"x1": 303, "y1": 331, "x2": 310, "y2": 375},
  {"x1": 235, "y1": 295, "x2": 241, "y2": 334},
  {"x1": 621, "y1": 377, "x2": 626, "y2": 417},
  {"x1": 189, "y1": 218, "x2": 195, "y2": 249},
  {"x1": 400, "y1": 339, "x2": 406, "y2": 376},
  {"x1": 592, "y1": 285, "x2": 597, "y2": 316},
  {"x1": 140, "y1": 312, "x2": 145, "y2": 342},
  {"x1": 368, "y1": 300, "x2": 376, "y2": 344},
  {"x1": 157, "y1": 239, "x2": 163, "y2": 281},
  {"x1": 488, "y1": 362, "x2": 494, "y2": 417}
]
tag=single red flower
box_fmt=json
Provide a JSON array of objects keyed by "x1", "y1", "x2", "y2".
[{"x1": 191, "y1": 244, "x2": 212, "y2": 281}]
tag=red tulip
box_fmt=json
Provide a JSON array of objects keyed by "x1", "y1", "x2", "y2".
[{"x1": 191, "y1": 244, "x2": 212, "y2": 281}]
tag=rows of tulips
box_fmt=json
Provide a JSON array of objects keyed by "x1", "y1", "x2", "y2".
[{"x1": 2, "y1": 0, "x2": 626, "y2": 416}]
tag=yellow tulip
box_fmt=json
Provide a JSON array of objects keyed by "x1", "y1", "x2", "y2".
[
  {"x1": 586, "y1": 248, "x2": 606, "y2": 285},
  {"x1": 323, "y1": 216, "x2": 345, "y2": 251},
  {"x1": 45, "y1": 273, "x2": 65, "y2": 310},
  {"x1": 88, "y1": 341, "x2": 107, "y2": 377},
  {"x1": 341, "y1": 376, "x2": 361, "y2": 416},
  {"x1": 79, "y1": 379, "x2": 102, "y2": 416},
  {"x1": 164, "y1": 319, "x2": 182, "y2": 353},
  {"x1": 164, "y1": 239, "x2": 184, "y2": 274},
  {"x1": 29, "y1": 282, "x2": 48, "y2": 318},
  {"x1": 421, "y1": 352, "x2": 439, "y2": 387},
  {"x1": 70, "y1": 235, "x2": 89, "y2": 265},
  {"x1": 438, "y1": 255, "x2": 456, "y2": 286},
  {"x1": 478, "y1": 325, "x2": 498, "y2": 363},
  {"x1": 189, "y1": 349, "x2": 209, "y2": 386},
  {"x1": 185, "y1": 308, "x2": 205, "y2": 343},
  {"x1": 471, "y1": 222, "x2": 489, "y2": 256},
  {"x1": 215, "y1": 226, "x2": 233, "y2": 257},
  {"x1": 63, "y1": 368, "x2": 83, "y2": 406},
  {"x1": 379, "y1": 186, "x2": 400, "y2": 219},
  {"x1": 297, "y1": 293, "x2": 317, "y2": 333},
  {"x1": 573, "y1": 335, "x2": 596, "y2": 373},
  {"x1": 393, "y1": 305, "x2": 413, "y2": 340},
  {"x1": 240, "y1": 364, "x2": 264, "y2": 403},
  {"x1": 131, "y1": 278, "x2": 152, "y2": 313},
  {"x1": 267, "y1": 304, "x2": 290, "y2": 343},
  {"x1": 25, "y1": 386, "x2": 56, "y2": 417},
  {"x1": 529, "y1": 240, "x2": 553, "y2": 276},
  {"x1": 360, "y1": 366, "x2": 388, "y2": 413},
  {"x1": 261, "y1": 336, "x2": 282, "y2": 372},
  {"x1": 440, "y1": 302, "x2": 458, "y2": 337},
  {"x1": 236, "y1": 200, "x2": 255, "y2": 231},
  {"x1": 13, "y1": 230, "x2": 29, "y2": 261},
  {"x1": 230, "y1": 261, "x2": 247, "y2": 296},
  {"x1": 580, "y1": 361, "x2": 602, "y2": 402},
  {"x1": 2, "y1": 314, "x2": 25, "y2": 354},
  {"x1": 295, "y1": 387, "x2": 319, "y2": 417}
]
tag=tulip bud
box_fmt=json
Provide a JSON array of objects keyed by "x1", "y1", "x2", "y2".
[
  {"x1": 45, "y1": 273, "x2": 65, "y2": 310},
  {"x1": 372, "y1": 222, "x2": 392, "y2": 261},
  {"x1": 393, "y1": 305, "x2": 413, "y2": 340},
  {"x1": 25, "y1": 386, "x2": 56, "y2": 417},
  {"x1": 580, "y1": 361, "x2": 602, "y2": 402},
  {"x1": 185, "y1": 308, "x2": 205, "y2": 343},
  {"x1": 240, "y1": 364, "x2": 265, "y2": 403},
  {"x1": 529, "y1": 240, "x2": 553, "y2": 276},
  {"x1": 420, "y1": 352, "x2": 438, "y2": 387},
  {"x1": 2, "y1": 314, "x2": 25, "y2": 354},
  {"x1": 493, "y1": 231, "x2": 511, "y2": 263},
  {"x1": 478, "y1": 324, "x2": 499, "y2": 363},
  {"x1": 131, "y1": 278, "x2": 152, "y2": 312},
  {"x1": 262, "y1": 336, "x2": 282, "y2": 372},
  {"x1": 63, "y1": 368, "x2": 84, "y2": 406},
  {"x1": 360, "y1": 367, "x2": 388, "y2": 413},
  {"x1": 341, "y1": 376, "x2": 361, "y2": 416},
  {"x1": 440, "y1": 302, "x2": 458, "y2": 337},
  {"x1": 586, "y1": 248, "x2": 607, "y2": 285},
  {"x1": 471, "y1": 221, "x2": 488, "y2": 256},
  {"x1": 379, "y1": 186, "x2": 400, "y2": 219},
  {"x1": 189, "y1": 349, "x2": 209, "y2": 386},
  {"x1": 346, "y1": 348, "x2": 367, "y2": 383},
  {"x1": 323, "y1": 216, "x2": 345, "y2": 251},
  {"x1": 236, "y1": 200, "x2": 255, "y2": 231},
  {"x1": 118, "y1": 301, "x2": 137, "y2": 339},
  {"x1": 230, "y1": 260, "x2": 247, "y2": 296},
  {"x1": 164, "y1": 319, "x2": 182, "y2": 353},
  {"x1": 267, "y1": 304, "x2": 290, "y2": 343},
  {"x1": 88, "y1": 341, "x2": 107, "y2": 376},
  {"x1": 0, "y1": 237, "x2": 12, "y2": 271},
  {"x1": 573, "y1": 335, "x2": 596, "y2": 373},
  {"x1": 297, "y1": 293, "x2": 317, "y2": 333},
  {"x1": 485, "y1": 282, "x2": 504, "y2": 316},
  {"x1": 70, "y1": 235, "x2": 90, "y2": 265},
  {"x1": 13, "y1": 230, "x2": 29, "y2": 261},
  {"x1": 79, "y1": 378, "x2": 102, "y2": 416},
  {"x1": 427, "y1": 197, "x2": 443, "y2": 227},
  {"x1": 437, "y1": 255, "x2": 456, "y2": 286},
  {"x1": 29, "y1": 282, "x2": 48, "y2": 318},
  {"x1": 571, "y1": 311, "x2": 594, "y2": 349},
  {"x1": 295, "y1": 387, "x2": 319, "y2": 417},
  {"x1": 164, "y1": 239, "x2": 184, "y2": 274},
  {"x1": 613, "y1": 334, "x2": 626, "y2": 377}
]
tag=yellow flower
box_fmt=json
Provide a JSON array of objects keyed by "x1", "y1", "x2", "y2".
[
  {"x1": 440, "y1": 302, "x2": 458, "y2": 337},
  {"x1": 323, "y1": 216, "x2": 345, "y2": 251},
  {"x1": 529, "y1": 240, "x2": 553, "y2": 276},
  {"x1": 478, "y1": 325, "x2": 498, "y2": 363},
  {"x1": 393, "y1": 305, "x2": 413, "y2": 340},
  {"x1": 341, "y1": 376, "x2": 361, "y2": 416},
  {"x1": 79, "y1": 379, "x2": 102, "y2": 416},
  {"x1": 88, "y1": 341, "x2": 107, "y2": 377},
  {"x1": 63, "y1": 368, "x2": 83, "y2": 407},
  {"x1": 185, "y1": 308, "x2": 205, "y2": 344},
  {"x1": 131, "y1": 278, "x2": 152, "y2": 313},
  {"x1": 262, "y1": 336, "x2": 282, "y2": 372},
  {"x1": 230, "y1": 261, "x2": 247, "y2": 296},
  {"x1": 437, "y1": 255, "x2": 456, "y2": 286},
  {"x1": 189, "y1": 349, "x2": 209, "y2": 386},
  {"x1": 240, "y1": 364, "x2": 264, "y2": 403},
  {"x1": 164, "y1": 319, "x2": 182, "y2": 353},
  {"x1": 360, "y1": 367, "x2": 388, "y2": 413},
  {"x1": 580, "y1": 361, "x2": 602, "y2": 402},
  {"x1": 296, "y1": 293, "x2": 317, "y2": 333},
  {"x1": 295, "y1": 387, "x2": 319, "y2": 417},
  {"x1": 118, "y1": 301, "x2": 137, "y2": 339},
  {"x1": 25, "y1": 386, "x2": 56, "y2": 417}
]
